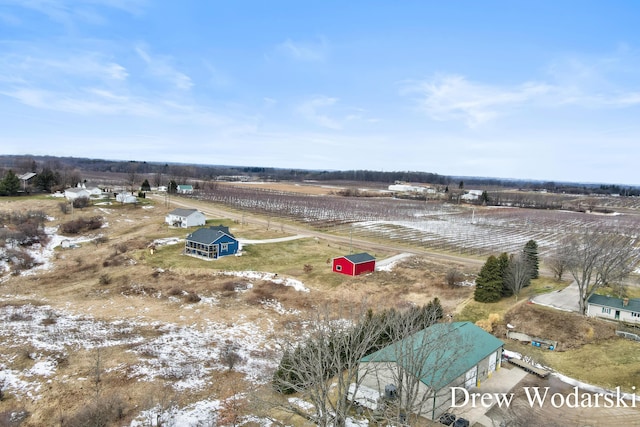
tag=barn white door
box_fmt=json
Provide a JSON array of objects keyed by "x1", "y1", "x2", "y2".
[
  {"x1": 464, "y1": 366, "x2": 477, "y2": 389},
  {"x1": 488, "y1": 351, "x2": 497, "y2": 373}
]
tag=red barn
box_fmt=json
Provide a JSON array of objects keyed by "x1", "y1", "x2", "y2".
[{"x1": 332, "y1": 253, "x2": 376, "y2": 276}]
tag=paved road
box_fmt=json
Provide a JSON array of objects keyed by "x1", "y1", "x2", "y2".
[{"x1": 531, "y1": 281, "x2": 580, "y2": 312}]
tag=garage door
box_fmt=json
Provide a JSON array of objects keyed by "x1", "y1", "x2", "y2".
[
  {"x1": 488, "y1": 351, "x2": 497, "y2": 373},
  {"x1": 464, "y1": 366, "x2": 477, "y2": 389}
]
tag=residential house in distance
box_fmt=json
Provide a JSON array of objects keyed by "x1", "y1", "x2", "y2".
[
  {"x1": 460, "y1": 190, "x2": 484, "y2": 202},
  {"x1": 177, "y1": 184, "x2": 194, "y2": 194},
  {"x1": 332, "y1": 252, "x2": 376, "y2": 276},
  {"x1": 587, "y1": 295, "x2": 640, "y2": 324},
  {"x1": 357, "y1": 321, "x2": 504, "y2": 421},
  {"x1": 64, "y1": 183, "x2": 103, "y2": 201},
  {"x1": 184, "y1": 225, "x2": 239, "y2": 260},
  {"x1": 165, "y1": 208, "x2": 206, "y2": 228},
  {"x1": 115, "y1": 192, "x2": 137, "y2": 204}
]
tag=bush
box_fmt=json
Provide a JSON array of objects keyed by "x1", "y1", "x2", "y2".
[
  {"x1": 64, "y1": 394, "x2": 126, "y2": 427},
  {"x1": 59, "y1": 202, "x2": 71, "y2": 214},
  {"x1": 72, "y1": 197, "x2": 90, "y2": 209},
  {"x1": 184, "y1": 291, "x2": 201, "y2": 303},
  {"x1": 98, "y1": 274, "x2": 112, "y2": 285}
]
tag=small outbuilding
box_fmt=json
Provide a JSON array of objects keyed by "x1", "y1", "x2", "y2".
[
  {"x1": 165, "y1": 208, "x2": 206, "y2": 228},
  {"x1": 177, "y1": 184, "x2": 194, "y2": 194},
  {"x1": 332, "y1": 252, "x2": 376, "y2": 276},
  {"x1": 184, "y1": 225, "x2": 239, "y2": 260}
]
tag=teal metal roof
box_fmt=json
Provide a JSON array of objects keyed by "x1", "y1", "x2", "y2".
[
  {"x1": 588, "y1": 294, "x2": 640, "y2": 312},
  {"x1": 343, "y1": 253, "x2": 375, "y2": 264},
  {"x1": 360, "y1": 321, "x2": 503, "y2": 390}
]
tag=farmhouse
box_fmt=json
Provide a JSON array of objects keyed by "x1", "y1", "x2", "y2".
[
  {"x1": 184, "y1": 225, "x2": 239, "y2": 260},
  {"x1": 587, "y1": 295, "x2": 640, "y2": 324},
  {"x1": 177, "y1": 184, "x2": 194, "y2": 194},
  {"x1": 358, "y1": 321, "x2": 504, "y2": 421},
  {"x1": 332, "y1": 253, "x2": 376, "y2": 276},
  {"x1": 165, "y1": 208, "x2": 206, "y2": 228}
]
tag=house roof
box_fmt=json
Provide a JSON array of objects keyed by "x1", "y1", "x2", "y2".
[
  {"x1": 177, "y1": 184, "x2": 193, "y2": 190},
  {"x1": 186, "y1": 226, "x2": 235, "y2": 244},
  {"x1": 360, "y1": 321, "x2": 503, "y2": 390},
  {"x1": 19, "y1": 172, "x2": 37, "y2": 181},
  {"x1": 169, "y1": 208, "x2": 199, "y2": 217},
  {"x1": 341, "y1": 252, "x2": 376, "y2": 264},
  {"x1": 588, "y1": 294, "x2": 640, "y2": 312}
]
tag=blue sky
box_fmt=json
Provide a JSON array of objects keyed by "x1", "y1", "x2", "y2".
[{"x1": 1, "y1": 1, "x2": 640, "y2": 185}]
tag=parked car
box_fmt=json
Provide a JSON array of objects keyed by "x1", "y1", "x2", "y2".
[
  {"x1": 453, "y1": 417, "x2": 469, "y2": 427},
  {"x1": 438, "y1": 412, "x2": 456, "y2": 426}
]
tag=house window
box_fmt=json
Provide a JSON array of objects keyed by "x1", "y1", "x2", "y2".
[
  {"x1": 336, "y1": 265, "x2": 342, "y2": 271},
  {"x1": 602, "y1": 307, "x2": 611, "y2": 314},
  {"x1": 221, "y1": 243, "x2": 228, "y2": 251},
  {"x1": 632, "y1": 312, "x2": 640, "y2": 318}
]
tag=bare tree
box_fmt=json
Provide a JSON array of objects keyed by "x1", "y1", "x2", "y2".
[
  {"x1": 546, "y1": 254, "x2": 568, "y2": 281},
  {"x1": 503, "y1": 254, "x2": 531, "y2": 301},
  {"x1": 272, "y1": 302, "x2": 390, "y2": 427},
  {"x1": 362, "y1": 308, "x2": 466, "y2": 424},
  {"x1": 562, "y1": 228, "x2": 640, "y2": 315}
]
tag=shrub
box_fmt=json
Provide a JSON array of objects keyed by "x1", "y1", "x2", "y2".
[
  {"x1": 184, "y1": 291, "x2": 201, "y2": 303},
  {"x1": 72, "y1": 197, "x2": 90, "y2": 209},
  {"x1": 303, "y1": 264, "x2": 313, "y2": 273},
  {"x1": 59, "y1": 202, "x2": 71, "y2": 214},
  {"x1": 98, "y1": 274, "x2": 112, "y2": 285}
]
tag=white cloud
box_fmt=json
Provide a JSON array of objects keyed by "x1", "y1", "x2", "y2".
[
  {"x1": 404, "y1": 74, "x2": 552, "y2": 127},
  {"x1": 135, "y1": 44, "x2": 193, "y2": 90},
  {"x1": 276, "y1": 37, "x2": 329, "y2": 62},
  {"x1": 296, "y1": 96, "x2": 341, "y2": 129}
]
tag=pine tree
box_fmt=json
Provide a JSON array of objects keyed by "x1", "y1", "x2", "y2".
[
  {"x1": 474, "y1": 255, "x2": 503, "y2": 302},
  {"x1": 140, "y1": 179, "x2": 151, "y2": 191},
  {"x1": 0, "y1": 170, "x2": 21, "y2": 196},
  {"x1": 523, "y1": 240, "x2": 539, "y2": 280},
  {"x1": 497, "y1": 252, "x2": 512, "y2": 297}
]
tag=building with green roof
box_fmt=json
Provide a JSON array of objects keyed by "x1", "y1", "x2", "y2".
[
  {"x1": 357, "y1": 321, "x2": 504, "y2": 420},
  {"x1": 587, "y1": 294, "x2": 640, "y2": 323}
]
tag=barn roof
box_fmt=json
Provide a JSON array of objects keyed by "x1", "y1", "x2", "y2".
[
  {"x1": 169, "y1": 208, "x2": 199, "y2": 217},
  {"x1": 360, "y1": 321, "x2": 503, "y2": 390},
  {"x1": 588, "y1": 294, "x2": 640, "y2": 312},
  {"x1": 186, "y1": 226, "x2": 235, "y2": 244},
  {"x1": 342, "y1": 252, "x2": 375, "y2": 264}
]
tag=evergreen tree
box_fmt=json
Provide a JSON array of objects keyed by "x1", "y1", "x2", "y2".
[
  {"x1": 34, "y1": 168, "x2": 59, "y2": 192},
  {"x1": 474, "y1": 255, "x2": 503, "y2": 302},
  {"x1": 523, "y1": 240, "x2": 539, "y2": 280},
  {"x1": 140, "y1": 179, "x2": 151, "y2": 191},
  {"x1": 497, "y1": 252, "x2": 512, "y2": 297},
  {"x1": 168, "y1": 180, "x2": 178, "y2": 193},
  {"x1": 0, "y1": 170, "x2": 21, "y2": 196}
]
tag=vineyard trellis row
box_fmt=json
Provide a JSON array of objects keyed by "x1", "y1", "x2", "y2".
[{"x1": 192, "y1": 187, "x2": 640, "y2": 258}]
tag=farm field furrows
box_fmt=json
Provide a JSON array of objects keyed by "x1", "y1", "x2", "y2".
[{"x1": 194, "y1": 187, "x2": 640, "y2": 257}]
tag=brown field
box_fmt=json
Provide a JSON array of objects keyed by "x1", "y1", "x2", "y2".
[{"x1": 2, "y1": 185, "x2": 640, "y2": 426}]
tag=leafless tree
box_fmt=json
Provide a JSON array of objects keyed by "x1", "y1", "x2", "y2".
[
  {"x1": 445, "y1": 267, "x2": 464, "y2": 287},
  {"x1": 562, "y1": 228, "x2": 640, "y2": 315},
  {"x1": 272, "y1": 302, "x2": 389, "y2": 427},
  {"x1": 503, "y1": 254, "x2": 532, "y2": 301},
  {"x1": 546, "y1": 254, "x2": 568, "y2": 281},
  {"x1": 363, "y1": 308, "x2": 467, "y2": 424}
]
